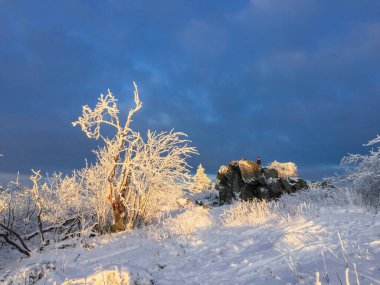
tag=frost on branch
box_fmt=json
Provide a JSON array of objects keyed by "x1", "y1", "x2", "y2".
[
  {"x1": 340, "y1": 134, "x2": 380, "y2": 208},
  {"x1": 125, "y1": 130, "x2": 197, "y2": 228},
  {"x1": 73, "y1": 83, "x2": 197, "y2": 231},
  {"x1": 72, "y1": 82, "x2": 142, "y2": 140},
  {"x1": 0, "y1": 180, "x2": 34, "y2": 256},
  {"x1": 364, "y1": 134, "x2": 380, "y2": 146}
]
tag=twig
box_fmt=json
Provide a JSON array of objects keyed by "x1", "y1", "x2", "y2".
[
  {"x1": 353, "y1": 263, "x2": 360, "y2": 285},
  {"x1": 336, "y1": 272, "x2": 343, "y2": 285}
]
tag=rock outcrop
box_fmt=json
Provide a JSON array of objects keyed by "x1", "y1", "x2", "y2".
[{"x1": 216, "y1": 159, "x2": 308, "y2": 204}]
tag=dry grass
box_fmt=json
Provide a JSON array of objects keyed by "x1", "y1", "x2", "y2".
[
  {"x1": 61, "y1": 267, "x2": 131, "y2": 285},
  {"x1": 148, "y1": 206, "x2": 212, "y2": 239},
  {"x1": 221, "y1": 199, "x2": 274, "y2": 226}
]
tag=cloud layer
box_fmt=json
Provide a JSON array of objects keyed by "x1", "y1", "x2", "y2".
[{"x1": 1, "y1": 0, "x2": 380, "y2": 180}]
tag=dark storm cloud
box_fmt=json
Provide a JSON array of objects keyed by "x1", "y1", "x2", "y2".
[{"x1": 1, "y1": 0, "x2": 380, "y2": 182}]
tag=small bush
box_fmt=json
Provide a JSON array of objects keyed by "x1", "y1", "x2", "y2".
[
  {"x1": 338, "y1": 134, "x2": 380, "y2": 209},
  {"x1": 189, "y1": 164, "x2": 213, "y2": 192},
  {"x1": 15, "y1": 260, "x2": 56, "y2": 285},
  {"x1": 268, "y1": 161, "x2": 298, "y2": 178}
]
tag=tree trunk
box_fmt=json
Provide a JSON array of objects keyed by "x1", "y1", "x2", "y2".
[
  {"x1": 110, "y1": 199, "x2": 126, "y2": 232},
  {"x1": 110, "y1": 171, "x2": 133, "y2": 232}
]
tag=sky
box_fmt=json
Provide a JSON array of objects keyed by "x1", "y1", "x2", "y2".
[{"x1": 1, "y1": 0, "x2": 380, "y2": 183}]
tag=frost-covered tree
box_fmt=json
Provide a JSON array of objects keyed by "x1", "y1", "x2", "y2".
[
  {"x1": 0, "y1": 82, "x2": 198, "y2": 258},
  {"x1": 0, "y1": 181, "x2": 35, "y2": 256},
  {"x1": 268, "y1": 161, "x2": 298, "y2": 178},
  {"x1": 73, "y1": 83, "x2": 197, "y2": 230},
  {"x1": 340, "y1": 135, "x2": 380, "y2": 209},
  {"x1": 0, "y1": 171, "x2": 91, "y2": 257},
  {"x1": 189, "y1": 164, "x2": 212, "y2": 192}
]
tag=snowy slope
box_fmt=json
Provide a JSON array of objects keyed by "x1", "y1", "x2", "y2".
[{"x1": 1, "y1": 190, "x2": 380, "y2": 285}]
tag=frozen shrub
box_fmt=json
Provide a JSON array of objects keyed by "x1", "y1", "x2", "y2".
[
  {"x1": 72, "y1": 83, "x2": 198, "y2": 231},
  {"x1": 15, "y1": 260, "x2": 56, "y2": 285},
  {"x1": 0, "y1": 181, "x2": 41, "y2": 256},
  {"x1": 268, "y1": 161, "x2": 298, "y2": 178},
  {"x1": 37, "y1": 174, "x2": 102, "y2": 239},
  {"x1": 74, "y1": 157, "x2": 114, "y2": 233},
  {"x1": 189, "y1": 164, "x2": 213, "y2": 192},
  {"x1": 41, "y1": 173, "x2": 83, "y2": 226},
  {"x1": 339, "y1": 135, "x2": 380, "y2": 209}
]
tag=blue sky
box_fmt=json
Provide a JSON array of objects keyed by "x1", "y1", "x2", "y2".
[{"x1": 1, "y1": 0, "x2": 380, "y2": 181}]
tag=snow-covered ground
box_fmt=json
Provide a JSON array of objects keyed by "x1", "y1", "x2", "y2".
[{"x1": 1, "y1": 189, "x2": 379, "y2": 285}]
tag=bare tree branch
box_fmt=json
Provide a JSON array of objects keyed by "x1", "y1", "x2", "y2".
[{"x1": 0, "y1": 223, "x2": 31, "y2": 255}]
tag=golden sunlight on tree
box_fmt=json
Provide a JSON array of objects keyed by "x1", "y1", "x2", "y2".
[
  {"x1": 73, "y1": 83, "x2": 197, "y2": 231},
  {"x1": 189, "y1": 164, "x2": 212, "y2": 192}
]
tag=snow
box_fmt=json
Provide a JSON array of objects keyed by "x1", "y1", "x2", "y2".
[
  {"x1": 218, "y1": 165, "x2": 229, "y2": 175},
  {"x1": 1, "y1": 189, "x2": 379, "y2": 285}
]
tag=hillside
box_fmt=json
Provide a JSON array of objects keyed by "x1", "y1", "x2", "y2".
[{"x1": 1, "y1": 188, "x2": 379, "y2": 284}]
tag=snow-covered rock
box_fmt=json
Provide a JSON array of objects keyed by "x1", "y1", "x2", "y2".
[{"x1": 216, "y1": 159, "x2": 308, "y2": 204}]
